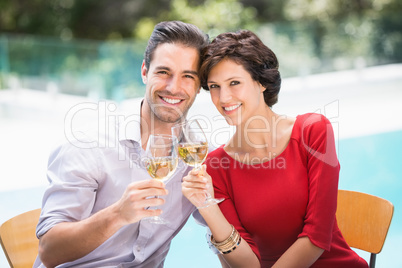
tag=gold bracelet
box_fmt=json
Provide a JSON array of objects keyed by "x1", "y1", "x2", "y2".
[
  {"x1": 218, "y1": 231, "x2": 240, "y2": 253},
  {"x1": 211, "y1": 225, "x2": 236, "y2": 246},
  {"x1": 218, "y1": 229, "x2": 239, "y2": 249},
  {"x1": 215, "y1": 232, "x2": 241, "y2": 254},
  {"x1": 210, "y1": 225, "x2": 241, "y2": 254},
  {"x1": 221, "y1": 236, "x2": 241, "y2": 254}
]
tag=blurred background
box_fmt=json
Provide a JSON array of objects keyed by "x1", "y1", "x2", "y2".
[
  {"x1": 1, "y1": 0, "x2": 401, "y2": 267},
  {"x1": 1, "y1": 0, "x2": 401, "y2": 99}
]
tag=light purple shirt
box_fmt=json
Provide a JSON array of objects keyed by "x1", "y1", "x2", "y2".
[{"x1": 34, "y1": 99, "x2": 203, "y2": 267}]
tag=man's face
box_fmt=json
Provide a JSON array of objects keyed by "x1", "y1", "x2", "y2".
[{"x1": 141, "y1": 43, "x2": 200, "y2": 124}]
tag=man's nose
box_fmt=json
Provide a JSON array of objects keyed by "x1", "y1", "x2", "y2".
[{"x1": 166, "y1": 76, "x2": 181, "y2": 93}]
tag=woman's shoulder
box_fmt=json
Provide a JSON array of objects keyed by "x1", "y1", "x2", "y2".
[
  {"x1": 296, "y1": 113, "x2": 330, "y2": 125},
  {"x1": 205, "y1": 145, "x2": 232, "y2": 172},
  {"x1": 207, "y1": 144, "x2": 226, "y2": 157},
  {"x1": 294, "y1": 113, "x2": 332, "y2": 135}
]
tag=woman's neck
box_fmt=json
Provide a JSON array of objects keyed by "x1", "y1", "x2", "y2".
[
  {"x1": 229, "y1": 108, "x2": 280, "y2": 151},
  {"x1": 224, "y1": 111, "x2": 296, "y2": 164},
  {"x1": 227, "y1": 111, "x2": 295, "y2": 154}
]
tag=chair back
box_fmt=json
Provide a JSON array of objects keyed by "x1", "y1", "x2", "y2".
[
  {"x1": 0, "y1": 208, "x2": 41, "y2": 268},
  {"x1": 336, "y1": 190, "x2": 394, "y2": 268}
]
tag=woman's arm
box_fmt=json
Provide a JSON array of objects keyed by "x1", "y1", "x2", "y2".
[
  {"x1": 272, "y1": 236, "x2": 324, "y2": 268},
  {"x1": 182, "y1": 165, "x2": 260, "y2": 268},
  {"x1": 270, "y1": 113, "x2": 337, "y2": 268}
]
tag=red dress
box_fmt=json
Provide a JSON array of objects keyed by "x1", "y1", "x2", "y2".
[{"x1": 205, "y1": 113, "x2": 368, "y2": 268}]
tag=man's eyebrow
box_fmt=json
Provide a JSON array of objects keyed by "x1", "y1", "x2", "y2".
[
  {"x1": 155, "y1": 66, "x2": 170, "y2": 71},
  {"x1": 155, "y1": 66, "x2": 198, "y2": 76},
  {"x1": 184, "y1": 70, "x2": 199, "y2": 76}
]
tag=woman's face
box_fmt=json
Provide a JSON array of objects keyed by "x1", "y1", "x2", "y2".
[{"x1": 207, "y1": 58, "x2": 266, "y2": 126}]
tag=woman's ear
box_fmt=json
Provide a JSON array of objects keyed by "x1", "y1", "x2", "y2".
[{"x1": 260, "y1": 83, "x2": 267, "y2": 93}]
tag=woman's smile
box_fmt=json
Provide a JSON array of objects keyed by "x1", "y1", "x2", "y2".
[{"x1": 223, "y1": 103, "x2": 242, "y2": 113}]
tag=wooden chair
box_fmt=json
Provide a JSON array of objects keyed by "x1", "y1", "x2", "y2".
[
  {"x1": 0, "y1": 208, "x2": 41, "y2": 268},
  {"x1": 336, "y1": 190, "x2": 394, "y2": 268}
]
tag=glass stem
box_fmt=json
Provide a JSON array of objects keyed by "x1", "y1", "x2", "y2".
[{"x1": 194, "y1": 165, "x2": 212, "y2": 201}]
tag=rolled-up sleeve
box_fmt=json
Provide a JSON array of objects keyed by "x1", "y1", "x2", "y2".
[{"x1": 36, "y1": 138, "x2": 101, "y2": 238}]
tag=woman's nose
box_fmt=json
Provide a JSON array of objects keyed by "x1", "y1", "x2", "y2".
[{"x1": 219, "y1": 86, "x2": 232, "y2": 102}]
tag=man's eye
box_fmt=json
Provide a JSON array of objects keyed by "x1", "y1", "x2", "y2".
[
  {"x1": 184, "y1": 75, "x2": 195, "y2": 79},
  {"x1": 158, "y1": 71, "x2": 168, "y2": 75}
]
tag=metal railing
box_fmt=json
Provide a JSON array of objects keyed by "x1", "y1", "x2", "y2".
[
  {"x1": 0, "y1": 22, "x2": 400, "y2": 101},
  {"x1": 0, "y1": 34, "x2": 146, "y2": 101}
]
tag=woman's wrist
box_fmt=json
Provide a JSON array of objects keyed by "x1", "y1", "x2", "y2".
[{"x1": 198, "y1": 203, "x2": 220, "y2": 217}]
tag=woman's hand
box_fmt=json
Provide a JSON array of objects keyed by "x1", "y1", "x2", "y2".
[{"x1": 182, "y1": 165, "x2": 215, "y2": 208}]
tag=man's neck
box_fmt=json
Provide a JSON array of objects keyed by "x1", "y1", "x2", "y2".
[{"x1": 140, "y1": 102, "x2": 185, "y2": 150}]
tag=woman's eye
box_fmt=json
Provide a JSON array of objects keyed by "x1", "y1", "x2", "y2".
[
  {"x1": 209, "y1": 84, "x2": 219, "y2": 89},
  {"x1": 230, "y1": 81, "x2": 240, "y2": 86}
]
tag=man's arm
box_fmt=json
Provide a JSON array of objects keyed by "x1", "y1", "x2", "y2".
[{"x1": 38, "y1": 180, "x2": 168, "y2": 268}]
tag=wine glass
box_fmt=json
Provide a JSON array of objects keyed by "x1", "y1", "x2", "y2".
[
  {"x1": 172, "y1": 119, "x2": 224, "y2": 208},
  {"x1": 143, "y1": 134, "x2": 178, "y2": 224}
]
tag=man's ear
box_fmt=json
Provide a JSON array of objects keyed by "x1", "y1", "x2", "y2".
[{"x1": 141, "y1": 60, "x2": 147, "y2": 84}]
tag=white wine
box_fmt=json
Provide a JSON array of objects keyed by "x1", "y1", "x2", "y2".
[
  {"x1": 145, "y1": 157, "x2": 178, "y2": 182},
  {"x1": 178, "y1": 142, "x2": 208, "y2": 167}
]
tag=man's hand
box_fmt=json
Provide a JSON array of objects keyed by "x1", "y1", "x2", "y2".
[{"x1": 114, "y1": 179, "x2": 169, "y2": 224}]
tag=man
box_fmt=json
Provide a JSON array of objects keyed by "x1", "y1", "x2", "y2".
[{"x1": 34, "y1": 21, "x2": 209, "y2": 267}]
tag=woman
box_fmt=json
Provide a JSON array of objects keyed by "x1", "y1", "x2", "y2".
[{"x1": 182, "y1": 30, "x2": 368, "y2": 267}]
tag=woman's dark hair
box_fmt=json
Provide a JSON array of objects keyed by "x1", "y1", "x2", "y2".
[
  {"x1": 144, "y1": 21, "x2": 209, "y2": 71},
  {"x1": 200, "y1": 30, "x2": 281, "y2": 107}
]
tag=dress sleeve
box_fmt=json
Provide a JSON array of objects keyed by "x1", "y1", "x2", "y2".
[
  {"x1": 206, "y1": 152, "x2": 262, "y2": 262},
  {"x1": 297, "y1": 113, "x2": 340, "y2": 251},
  {"x1": 36, "y1": 137, "x2": 101, "y2": 238}
]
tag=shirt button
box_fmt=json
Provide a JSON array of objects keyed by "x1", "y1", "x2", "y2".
[{"x1": 136, "y1": 246, "x2": 141, "y2": 252}]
